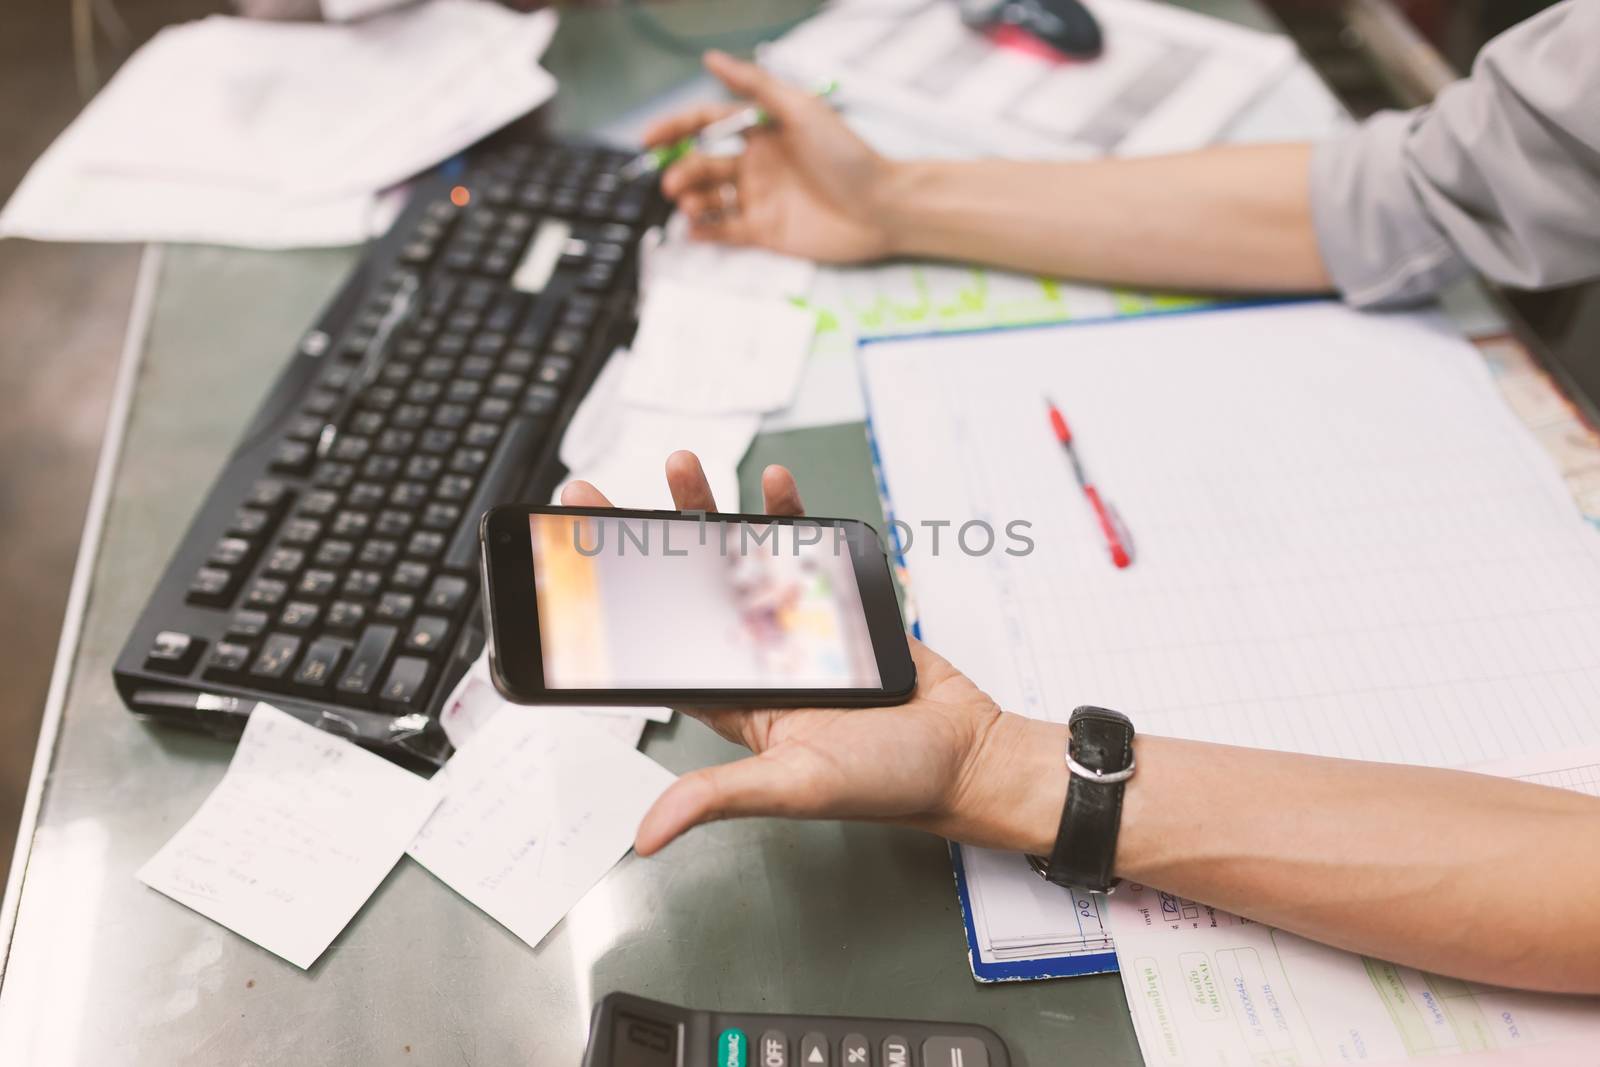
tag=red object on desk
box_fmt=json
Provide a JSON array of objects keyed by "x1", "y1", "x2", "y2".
[{"x1": 1045, "y1": 397, "x2": 1133, "y2": 569}]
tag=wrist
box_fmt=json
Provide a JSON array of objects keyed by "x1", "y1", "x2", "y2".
[
  {"x1": 870, "y1": 158, "x2": 934, "y2": 258},
  {"x1": 948, "y1": 711, "x2": 1070, "y2": 855}
]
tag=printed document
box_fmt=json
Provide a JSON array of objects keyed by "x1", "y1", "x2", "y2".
[
  {"x1": 764, "y1": 0, "x2": 1294, "y2": 159},
  {"x1": 1107, "y1": 747, "x2": 1600, "y2": 1065},
  {"x1": 859, "y1": 302, "x2": 1600, "y2": 975},
  {"x1": 137, "y1": 705, "x2": 441, "y2": 969}
]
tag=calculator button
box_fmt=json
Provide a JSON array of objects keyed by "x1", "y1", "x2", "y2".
[
  {"x1": 799, "y1": 1033, "x2": 828, "y2": 1066},
  {"x1": 717, "y1": 1028, "x2": 749, "y2": 1067},
  {"x1": 758, "y1": 1031, "x2": 788, "y2": 1067},
  {"x1": 921, "y1": 1037, "x2": 988, "y2": 1067},
  {"x1": 881, "y1": 1037, "x2": 910, "y2": 1067},
  {"x1": 840, "y1": 1036, "x2": 869, "y2": 1066}
]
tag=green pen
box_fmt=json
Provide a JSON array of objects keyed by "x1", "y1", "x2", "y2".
[{"x1": 618, "y1": 80, "x2": 840, "y2": 181}]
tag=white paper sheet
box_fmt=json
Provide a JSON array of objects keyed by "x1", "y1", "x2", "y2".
[
  {"x1": 557, "y1": 354, "x2": 759, "y2": 511},
  {"x1": 643, "y1": 213, "x2": 817, "y2": 302},
  {"x1": 860, "y1": 302, "x2": 1600, "y2": 974},
  {"x1": 407, "y1": 704, "x2": 677, "y2": 950},
  {"x1": 137, "y1": 704, "x2": 441, "y2": 969},
  {"x1": 764, "y1": 0, "x2": 1294, "y2": 160},
  {"x1": 621, "y1": 278, "x2": 817, "y2": 416},
  {"x1": 439, "y1": 671, "x2": 667, "y2": 753},
  {"x1": 1, "y1": 1, "x2": 557, "y2": 248},
  {"x1": 1106, "y1": 747, "x2": 1600, "y2": 1065}
]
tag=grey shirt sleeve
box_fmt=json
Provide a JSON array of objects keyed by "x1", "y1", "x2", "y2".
[{"x1": 1309, "y1": 0, "x2": 1600, "y2": 309}]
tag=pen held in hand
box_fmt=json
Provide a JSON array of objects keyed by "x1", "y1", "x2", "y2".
[
  {"x1": 618, "y1": 79, "x2": 841, "y2": 181},
  {"x1": 1046, "y1": 395, "x2": 1134, "y2": 569}
]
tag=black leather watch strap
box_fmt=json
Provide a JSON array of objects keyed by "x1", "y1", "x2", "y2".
[{"x1": 1043, "y1": 706, "x2": 1135, "y2": 893}]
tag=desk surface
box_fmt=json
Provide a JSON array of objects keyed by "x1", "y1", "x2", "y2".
[{"x1": 0, "y1": 3, "x2": 1315, "y2": 1063}]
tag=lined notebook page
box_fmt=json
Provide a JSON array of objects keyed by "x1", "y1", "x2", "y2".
[{"x1": 864, "y1": 303, "x2": 1600, "y2": 765}]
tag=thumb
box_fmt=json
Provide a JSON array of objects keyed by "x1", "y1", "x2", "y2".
[
  {"x1": 634, "y1": 752, "x2": 808, "y2": 855},
  {"x1": 703, "y1": 50, "x2": 805, "y2": 123}
]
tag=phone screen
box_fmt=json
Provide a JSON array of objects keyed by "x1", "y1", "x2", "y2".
[{"x1": 527, "y1": 513, "x2": 883, "y2": 690}]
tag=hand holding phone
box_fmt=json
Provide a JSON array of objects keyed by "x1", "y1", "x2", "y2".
[{"x1": 542, "y1": 453, "x2": 1063, "y2": 861}]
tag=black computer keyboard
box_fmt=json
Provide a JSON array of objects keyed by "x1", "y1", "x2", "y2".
[{"x1": 113, "y1": 128, "x2": 669, "y2": 766}]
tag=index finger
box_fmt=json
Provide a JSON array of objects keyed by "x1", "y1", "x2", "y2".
[{"x1": 640, "y1": 102, "x2": 743, "y2": 149}]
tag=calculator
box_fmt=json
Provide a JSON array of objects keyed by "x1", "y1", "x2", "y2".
[{"x1": 582, "y1": 992, "x2": 1012, "y2": 1067}]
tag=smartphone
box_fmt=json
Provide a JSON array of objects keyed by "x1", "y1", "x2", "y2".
[{"x1": 479, "y1": 505, "x2": 917, "y2": 707}]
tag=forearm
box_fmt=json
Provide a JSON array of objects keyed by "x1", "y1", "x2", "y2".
[
  {"x1": 972, "y1": 715, "x2": 1600, "y2": 992},
  {"x1": 873, "y1": 144, "x2": 1333, "y2": 294}
]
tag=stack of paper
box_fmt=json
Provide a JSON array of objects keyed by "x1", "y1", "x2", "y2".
[
  {"x1": 860, "y1": 302, "x2": 1600, "y2": 980},
  {"x1": 139, "y1": 699, "x2": 676, "y2": 966},
  {"x1": 556, "y1": 222, "x2": 819, "y2": 508},
  {"x1": 1, "y1": 0, "x2": 557, "y2": 248}
]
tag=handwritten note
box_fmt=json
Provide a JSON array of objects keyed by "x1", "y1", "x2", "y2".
[
  {"x1": 407, "y1": 704, "x2": 676, "y2": 950},
  {"x1": 137, "y1": 704, "x2": 441, "y2": 969}
]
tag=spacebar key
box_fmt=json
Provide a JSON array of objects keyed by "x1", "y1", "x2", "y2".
[{"x1": 442, "y1": 414, "x2": 551, "y2": 571}]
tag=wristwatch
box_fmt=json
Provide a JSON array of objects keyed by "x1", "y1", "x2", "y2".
[{"x1": 1029, "y1": 706, "x2": 1136, "y2": 893}]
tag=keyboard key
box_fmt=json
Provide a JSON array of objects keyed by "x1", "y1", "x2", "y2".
[
  {"x1": 548, "y1": 327, "x2": 585, "y2": 356},
  {"x1": 392, "y1": 403, "x2": 428, "y2": 431},
  {"x1": 247, "y1": 479, "x2": 291, "y2": 513},
  {"x1": 186, "y1": 566, "x2": 233, "y2": 606},
  {"x1": 488, "y1": 372, "x2": 523, "y2": 398},
  {"x1": 350, "y1": 410, "x2": 385, "y2": 436},
  {"x1": 145, "y1": 631, "x2": 203, "y2": 674},
  {"x1": 303, "y1": 389, "x2": 340, "y2": 416},
  {"x1": 263, "y1": 547, "x2": 305, "y2": 575},
  {"x1": 209, "y1": 537, "x2": 252, "y2": 567},
  {"x1": 449, "y1": 448, "x2": 489, "y2": 473},
  {"x1": 270, "y1": 439, "x2": 314, "y2": 475},
  {"x1": 419, "y1": 428, "x2": 457, "y2": 454},
  {"x1": 228, "y1": 609, "x2": 270, "y2": 638},
  {"x1": 445, "y1": 379, "x2": 483, "y2": 403},
  {"x1": 280, "y1": 518, "x2": 322, "y2": 546},
  {"x1": 375, "y1": 591, "x2": 416, "y2": 622},
  {"x1": 521, "y1": 383, "x2": 560, "y2": 415},
  {"x1": 335, "y1": 625, "x2": 398, "y2": 699},
  {"x1": 759, "y1": 1032, "x2": 788, "y2": 1067},
  {"x1": 343, "y1": 570, "x2": 383, "y2": 599},
  {"x1": 250, "y1": 633, "x2": 301, "y2": 680},
  {"x1": 421, "y1": 503, "x2": 461, "y2": 531},
  {"x1": 332, "y1": 435, "x2": 371, "y2": 462},
  {"x1": 286, "y1": 414, "x2": 323, "y2": 441},
  {"x1": 375, "y1": 510, "x2": 414, "y2": 538},
  {"x1": 378, "y1": 428, "x2": 416, "y2": 454},
  {"x1": 332, "y1": 511, "x2": 371, "y2": 538},
  {"x1": 405, "y1": 615, "x2": 451, "y2": 654},
  {"x1": 424, "y1": 575, "x2": 470, "y2": 613},
  {"x1": 297, "y1": 569, "x2": 339, "y2": 598},
  {"x1": 245, "y1": 578, "x2": 288, "y2": 609},
  {"x1": 312, "y1": 461, "x2": 355, "y2": 490},
  {"x1": 392, "y1": 561, "x2": 431, "y2": 591},
  {"x1": 325, "y1": 600, "x2": 367, "y2": 633},
  {"x1": 882, "y1": 1037, "x2": 910, "y2": 1067},
  {"x1": 436, "y1": 475, "x2": 474, "y2": 502},
  {"x1": 379, "y1": 655, "x2": 432, "y2": 712},
  {"x1": 358, "y1": 539, "x2": 399, "y2": 567},
  {"x1": 477, "y1": 396, "x2": 513, "y2": 422},
  {"x1": 293, "y1": 637, "x2": 348, "y2": 689},
  {"x1": 347, "y1": 482, "x2": 386, "y2": 509},
  {"x1": 202, "y1": 640, "x2": 252, "y2": 680},
  {"x1": 463, "y1": 422, "x2": 499, "y2": 448},
  {"x1": 840, "y1": 1036, "x2": 868, "y2": 1067},
  {"x1": 298, "y1": 490, "x2": 340, "y2": 517},
  {"x1": 535, "y1": 355, "x2": 573, "y2": 387},
  {"x1": 799, "y1": 1034, "x2": 827, "y2": 1067},
  {"x1": 432, "y1": 402, "x2": 471, "y2": 429},
  {"x1": 363, "y1": 455, "x2": 403, "y2": 481},
  {"x1": 407, "y1": 531, "x2": 446, "y2": 559},
  {"x1": 406, "y1": 455, "x2": 444, "y2": 480},
  {"x1": 314, "y1": 539, "x2": 354, "y2": 567},
  {"x1": 279, "y1": 601, "x2": 321, "y2": 631},
  {"x1": 390, "y1": 482, "x2": 428, "y2": 508},
  {"x1": 229, "y1": 507, "x2": 272, "y2": 538}
]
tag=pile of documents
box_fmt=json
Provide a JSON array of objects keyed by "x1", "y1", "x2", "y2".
[
  {"x1": 0, "y1": 0, "x2": 557, "y2": 248},
  {"x1": 555, "y1": 214, "x2": 819, "y2": 509},
  {"x1": 140, "y1": 699, "x2": 676, "y2": 970}
]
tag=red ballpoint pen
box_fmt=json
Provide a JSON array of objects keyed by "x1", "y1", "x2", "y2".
[{"x1": 1046, "y1": 396, "x2": 1133, "y2": 568}]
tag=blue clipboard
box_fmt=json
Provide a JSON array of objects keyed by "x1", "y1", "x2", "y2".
[{"x1": 855, "y1": 298, "x2": 1308, "y2": 982}]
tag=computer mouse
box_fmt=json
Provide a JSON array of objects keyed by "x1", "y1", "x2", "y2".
[{"x1": 958, "y1": 0, "x2": 1104, "y2": 60}]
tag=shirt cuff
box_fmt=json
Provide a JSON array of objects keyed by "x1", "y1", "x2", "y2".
[{"x1": 1310, "y1": 109, "x2": 1468, "y2": 309}]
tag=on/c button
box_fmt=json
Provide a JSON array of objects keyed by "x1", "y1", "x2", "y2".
[{"x1": 717, "y1": 1028, "x2": 748, "y2": 1067}]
